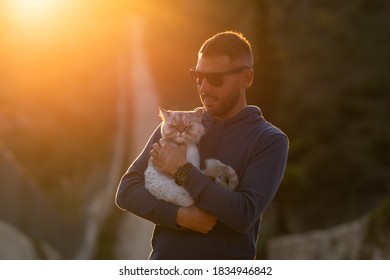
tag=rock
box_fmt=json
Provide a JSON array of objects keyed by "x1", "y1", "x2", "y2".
[
  {"x1": 266, "y1": 215, "x2": 370, "y2": 259},
  {"x1": 0, "y1": 220, "x2": 60, "y2": 260},
  {"x1": 266, "y1": 199, "x2": 390, "y2": 259}
]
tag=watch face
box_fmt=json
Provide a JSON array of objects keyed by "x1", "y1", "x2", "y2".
[{"x1": 175, "y1": 163, "x2": 193, "y2": 185}]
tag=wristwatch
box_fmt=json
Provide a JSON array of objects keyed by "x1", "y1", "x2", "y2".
[{"x1": 174, "y1": 162, "x2": 193, "y2": 185}]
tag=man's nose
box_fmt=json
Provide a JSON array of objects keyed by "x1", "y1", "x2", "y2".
[{"x1": 199, "y1": 78, "x2": 213, "y2": 91}]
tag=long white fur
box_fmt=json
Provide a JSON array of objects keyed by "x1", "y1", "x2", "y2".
[{"x1": 145, "y1": 143, "x2": 198, "y2": 207}]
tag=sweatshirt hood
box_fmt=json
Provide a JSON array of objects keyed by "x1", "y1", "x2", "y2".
[{"x1": 201, "y1": 105, "x2": 263, "y2": 128}]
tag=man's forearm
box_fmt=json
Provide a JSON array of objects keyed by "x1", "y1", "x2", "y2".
[{"x1": 176, "y1": 205, "x2": 217, "y2": 234}]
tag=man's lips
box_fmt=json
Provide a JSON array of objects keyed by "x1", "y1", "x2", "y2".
[{"x1": 202, "y1": 95, "x2": 217, "y2": 105}]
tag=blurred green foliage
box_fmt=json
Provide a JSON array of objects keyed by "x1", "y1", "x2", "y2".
[{"x1": 258, "y1": 0, "x2": 389, "y2": 232}]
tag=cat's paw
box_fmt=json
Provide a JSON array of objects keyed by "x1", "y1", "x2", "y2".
[{"x1": 204, "y1": 159, "x2": 238, "y2": 190}]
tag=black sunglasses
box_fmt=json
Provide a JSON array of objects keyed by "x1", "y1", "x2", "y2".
[{"x1": 190, "y1": 66, "x2": 252, "y2": 87}]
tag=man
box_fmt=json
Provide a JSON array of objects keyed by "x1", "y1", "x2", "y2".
[{"x1": 115, "y1": 31, "x2": 288, "y2": 259}]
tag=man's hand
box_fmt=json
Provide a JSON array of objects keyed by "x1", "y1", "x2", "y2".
[
  {"x1": 151, "y1": 140, "x2": 187, "y2": 176},
  {"x1": 176, "y1": 205, "x2": 217, "y2": 234}
]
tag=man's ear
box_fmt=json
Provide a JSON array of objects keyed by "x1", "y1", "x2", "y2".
[{"x1": 242, "y1": 69, "x2": 254, "y2": 88}]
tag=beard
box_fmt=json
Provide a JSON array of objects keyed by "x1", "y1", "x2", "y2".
[{"x1": 201, "y1": 82, "x2": 242, "y2": 119}]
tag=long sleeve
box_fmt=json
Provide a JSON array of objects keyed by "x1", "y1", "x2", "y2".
[
  {"x1": 115, "y1": 126, "x2": 180, "y2": 229},
  {"x1": 182, "y1": 128, "x2": 289, "y2": 233}
]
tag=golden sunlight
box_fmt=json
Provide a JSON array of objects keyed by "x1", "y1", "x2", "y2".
[{"x1": 6, "y1": 0, "x2": 66, "y2": 25}]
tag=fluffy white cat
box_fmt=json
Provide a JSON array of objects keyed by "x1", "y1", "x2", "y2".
[{"x1": 144, "y1": 108, "x2": 238, "y2": 207}]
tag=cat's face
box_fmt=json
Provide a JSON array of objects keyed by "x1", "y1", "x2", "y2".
[{"x1": 159, "y1": 108, "x2": 204, "y2": 144}]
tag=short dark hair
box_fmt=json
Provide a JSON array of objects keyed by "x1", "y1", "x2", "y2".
[{"x1": 198, "y1": 31, "x2": 253, "y2": 66}]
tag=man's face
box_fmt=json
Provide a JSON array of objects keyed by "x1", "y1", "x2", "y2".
[{"x1": 194, "y1": 55, "x2": 249, "y2": 120}]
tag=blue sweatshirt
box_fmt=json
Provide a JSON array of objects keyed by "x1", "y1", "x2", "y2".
[{"x1": 116, "y1": 106, "x2": 288, "y2": 259}]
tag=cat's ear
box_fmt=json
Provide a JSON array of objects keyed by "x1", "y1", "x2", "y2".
[
  {"x1": 158, "y1": 107, "x2": 170, "y2": 121},
  {"x1": 193, "y1": 107, "x2": 204, "y2": 119}
]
